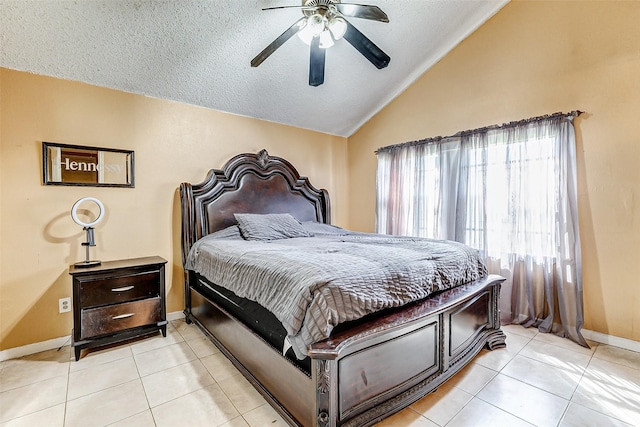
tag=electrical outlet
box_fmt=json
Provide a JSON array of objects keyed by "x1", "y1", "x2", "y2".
[{"x1": 59, "y1": 297, "x2": 71, "y2": 313}]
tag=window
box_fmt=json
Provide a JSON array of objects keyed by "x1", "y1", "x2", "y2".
[{"x1": 376, "y1": 112, "x2": 586, "y2": 345}]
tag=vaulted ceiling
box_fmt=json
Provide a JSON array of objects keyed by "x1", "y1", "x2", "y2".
[{"x1": 1, "y1": 0, "x2": 508, "y2": 137}]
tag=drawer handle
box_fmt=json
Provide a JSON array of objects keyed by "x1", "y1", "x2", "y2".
[
  {"x1": 112, "y1": 313, "x2": 135, "y2": 320},
  {"x1": 111, "y1": 285, "x2": 135, "y2": 292}
]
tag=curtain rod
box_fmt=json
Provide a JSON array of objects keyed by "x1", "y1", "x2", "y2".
[{"x1": 376, "y1": 110, "x2": 583, "y2": 154}]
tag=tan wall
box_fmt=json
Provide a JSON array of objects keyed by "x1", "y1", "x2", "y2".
[
  {"x1": 347, "y1": 1, "x2": 640, "y2": 342},
  {"x1": 0, "y1": 68, "x2": 348, "y2": 350}
]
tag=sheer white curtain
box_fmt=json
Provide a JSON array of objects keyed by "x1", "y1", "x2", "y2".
[
  {"x1": 376, "y1": 113, "x2": 586, "y2": 346},
  {"x1": 376, "y1": 140, "x2": 461, "y2": 239}
]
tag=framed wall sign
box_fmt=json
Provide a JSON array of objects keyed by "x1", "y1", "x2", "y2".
[{"x1": 42, "y1": 142, "x2": 135, "y2": 188}]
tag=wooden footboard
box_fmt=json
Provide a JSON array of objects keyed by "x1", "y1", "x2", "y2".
[{"x1": 185, "y1": 274, "x2": 505, "y2": 427}]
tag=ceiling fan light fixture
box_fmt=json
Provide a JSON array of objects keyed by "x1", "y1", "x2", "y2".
[
  {"x1": 328, "y1": 16, "x2": 347, "y2": 40},
  {"x1": 297, "y1": 29, "x2": 313, "y2": 46},
  {"x1": 319, "y1": 30, "x2": 334, "y2": 48},
  {"x1": 308, "y1": 13, "x2": 326, "y2": 34},
  {"x1": 297, "y1": 13, "x2": 325, "y2": 45},
  {"x1": 299, "y1": 27, "x2": 334, "y2": 48}
]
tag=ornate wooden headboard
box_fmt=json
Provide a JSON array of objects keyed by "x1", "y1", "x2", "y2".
[{"x1": 179, "y1": 149, "x2": 331, "y2": 266}]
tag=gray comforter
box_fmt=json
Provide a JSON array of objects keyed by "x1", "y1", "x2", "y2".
[{"x1": 186, "y1": 222, "x2": 487, "y2": 359}]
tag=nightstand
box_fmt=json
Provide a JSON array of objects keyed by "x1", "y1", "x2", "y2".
[{"x1": 68, "y1": 256, "x2": 168, "y2": 361}]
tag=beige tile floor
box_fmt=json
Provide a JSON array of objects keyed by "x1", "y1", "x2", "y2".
[{"x1": 1, "y1": 321, "x2": 639, "y2": 427}]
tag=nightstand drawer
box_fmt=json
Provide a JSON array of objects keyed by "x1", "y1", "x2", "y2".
[
  {"x1": 80, "y1": 297, "x2": 162, "y2": 339},
  {"x1": 80, "y1": 271, "x2": 160, "y2": 308}
]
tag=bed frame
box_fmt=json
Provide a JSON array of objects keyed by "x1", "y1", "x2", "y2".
[{"x1": 180, "y1": 149, "x2": 506, "y2": 427}]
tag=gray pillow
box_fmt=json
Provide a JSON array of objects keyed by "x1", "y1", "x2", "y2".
[
  {"x1": 208, "y1": 225, "x2": 243, "y2": 240},
  {"x1": 234, "y1": 213, "x2": 313, "y2": 241}
]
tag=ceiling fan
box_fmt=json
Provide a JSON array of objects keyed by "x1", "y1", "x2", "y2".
[{"x1": 251, "y1": 0, "x2": 390, "y2": 87}]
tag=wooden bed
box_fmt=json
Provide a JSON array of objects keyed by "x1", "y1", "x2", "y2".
[{"x1": 180, "y1": 149, "x2": 506, "y2": 427}]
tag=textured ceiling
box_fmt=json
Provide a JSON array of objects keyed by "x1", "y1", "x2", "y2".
[{"x1": 1, "y1": 0, "x2": 507, "y2": 137}]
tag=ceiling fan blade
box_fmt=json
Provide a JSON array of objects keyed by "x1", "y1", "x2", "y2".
[
  {"x1": 343, "y1": 20, "x2": 390, "y2": 69},
  {"x1": 336, "y1": 3, "x2": 389, "y2": 22},
  {"x1": 251, "y1": 17, "x2": 307, "y2": 67},
  {"x1": 309, "y1": 36, "x2": 325, "y2": 87}
]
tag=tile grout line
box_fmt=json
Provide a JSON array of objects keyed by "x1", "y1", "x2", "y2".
[
  {"x1": 485, "y1": 329, "x2": 640, "y2": 426},
  {"x1": 465, "y1": 331, "x2": 538, "y2": 426},
  {"x1": 504, "y1": 330, "x2": 577, "y2": 425},
  {"x1": 63, "y1": 344, "x2": 71, "y2": 427},
  {"x1": 130, "y1": 338, "x2": 155, "y2": 427},
  {"x1": 563, "y1": 348, "x2": 639, "y2": 426}
]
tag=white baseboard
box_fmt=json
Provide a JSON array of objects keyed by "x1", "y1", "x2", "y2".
[
  {"x1": 582, "y1": 328, "x2": 640, "y2": 353},
  {"x1": 0, "y1": 310, "x2": 186, "y2": 362},
  {"x1": 0, "y1": 335, "x2": 72, "y2": 362}
]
